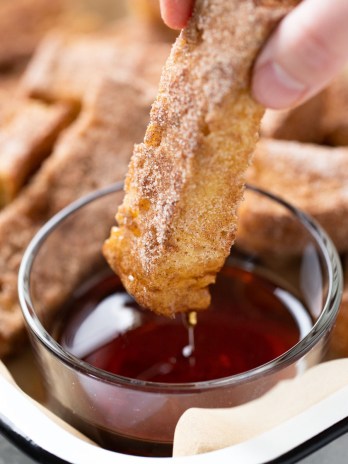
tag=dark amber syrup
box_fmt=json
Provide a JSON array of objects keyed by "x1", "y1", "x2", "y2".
[{"x1": 57, "y1": 264, "x2": 312, "y2": 383}]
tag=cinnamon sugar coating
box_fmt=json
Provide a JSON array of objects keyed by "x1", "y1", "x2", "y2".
[
  {"x1": 239, "y1": 138, "x2": 348, "y2": 255},
  {"x1": 0, "y1": 100, "x2": 74, "y2": 206},
  {"x1": 0, "y1": 77, "x2": 156, "y2": 357},
  {"x1": 103, "y1": 0, "x2": 299, "y2": 316}
]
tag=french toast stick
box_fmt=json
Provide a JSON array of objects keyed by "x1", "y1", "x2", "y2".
[
  {"x1": 21, "y1": 30, "x2": 170, "y2": 104},
  {"x1": 238, "y1": 138, "x2": 348, "y2": 255},
  {"x1": 0, "y1": 100, "x2": 74, "y2": 206},
  {"x1": 103, "y1": 0, "x2": 300, "y2": 317},
  {"x1": 0, "y1": 77, "x2": 156, "y2": 357}
]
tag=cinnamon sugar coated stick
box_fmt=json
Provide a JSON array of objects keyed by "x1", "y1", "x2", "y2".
[
  {"x1": 103, "y1": 0, "x2": 300, "y2": 316},
  {"x1": 240, "y1": 138, "x2": 348, "y2": 255},
  {"x1": 0, "y1": 100, "x2": 74, "y2": 206},
  {"x1": 0, "y1": 77, "x2": 156, "y2": 357}
]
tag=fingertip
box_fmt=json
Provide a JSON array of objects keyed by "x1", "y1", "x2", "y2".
[
  {"x1": 161, "y1": 16, "x2": 189, "y2": 30},
  {"x1": 160, "y1": 0, "x2": 194, "y2": 30}
]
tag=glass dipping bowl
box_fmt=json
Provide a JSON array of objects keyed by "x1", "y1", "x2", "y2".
[{"x1": 18, "y1": 183, "x2": 343, "y2": 457}]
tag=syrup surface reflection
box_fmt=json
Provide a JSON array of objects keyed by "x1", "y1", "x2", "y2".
[{"x1": 58, "y1": 264, "x2": 313, "y2": 383}]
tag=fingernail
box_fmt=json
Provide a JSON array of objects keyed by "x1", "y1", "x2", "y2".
[{"x1": 252, "y1": 61, "x2": 307, "y2": 109}]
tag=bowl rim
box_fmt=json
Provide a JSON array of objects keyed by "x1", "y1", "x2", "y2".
[{"x1": 18, "y1": 182, "x2": 343, "y2": 392}]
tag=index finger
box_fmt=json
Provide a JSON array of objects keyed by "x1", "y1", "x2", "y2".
[{"x1": 159, "y1": 0, "x2": 195, "y2": 29}]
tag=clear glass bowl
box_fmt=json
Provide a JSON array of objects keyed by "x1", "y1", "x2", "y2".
[{"x1": 18, "y1": 183, "x2": 343, "y2": 457}]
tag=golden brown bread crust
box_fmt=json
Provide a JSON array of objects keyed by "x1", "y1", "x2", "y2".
[
  {"x1": 20, "y1": 30, "x2": 170, "y2": 104},
  {"x1": 238, "y1": 138, "x2": 348, "y2": 255},
  {"x1": 103, "y1": 0, "x2": 300, "y2": 316},
  {"x1": 0, "y1": 100, "x2": 74, "y2": 206},
  {"x1": 0, "y1": 77, "x2": 157, "y2": 358}
]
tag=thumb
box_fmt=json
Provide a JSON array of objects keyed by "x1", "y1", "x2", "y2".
[{"x1": 252, "y1": 0, "x2": 348, "y2": 109}]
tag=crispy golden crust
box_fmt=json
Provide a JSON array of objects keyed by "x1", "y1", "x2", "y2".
[
  {"x1": 0, "y1": 77, "x2": 156, "y2": 358},
  {"x1": 20, "y1": 29, "x2": 170, "y2": 104},
  {"x1": 238, "y1": 138, "x2": 348, "y2": 255},
  {"x1": 0, "y1": 100, "x2": 74, "y2": 206},
  {"x1": 103, "y1": 0, "x2": 299, "y2": 316}
]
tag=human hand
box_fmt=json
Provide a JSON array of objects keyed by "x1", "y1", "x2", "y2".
[{"x1": 159, "y1": 0, "x2": 348, "y2": 110}]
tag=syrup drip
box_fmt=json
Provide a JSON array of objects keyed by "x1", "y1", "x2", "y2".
[{"x1": 181, "y1": 311, "x2": 197, "y2": 366}]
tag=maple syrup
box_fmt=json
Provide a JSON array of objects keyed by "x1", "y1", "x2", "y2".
[{"x1": 56, "y1": 263, "x2": 312, "y2": 384}]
